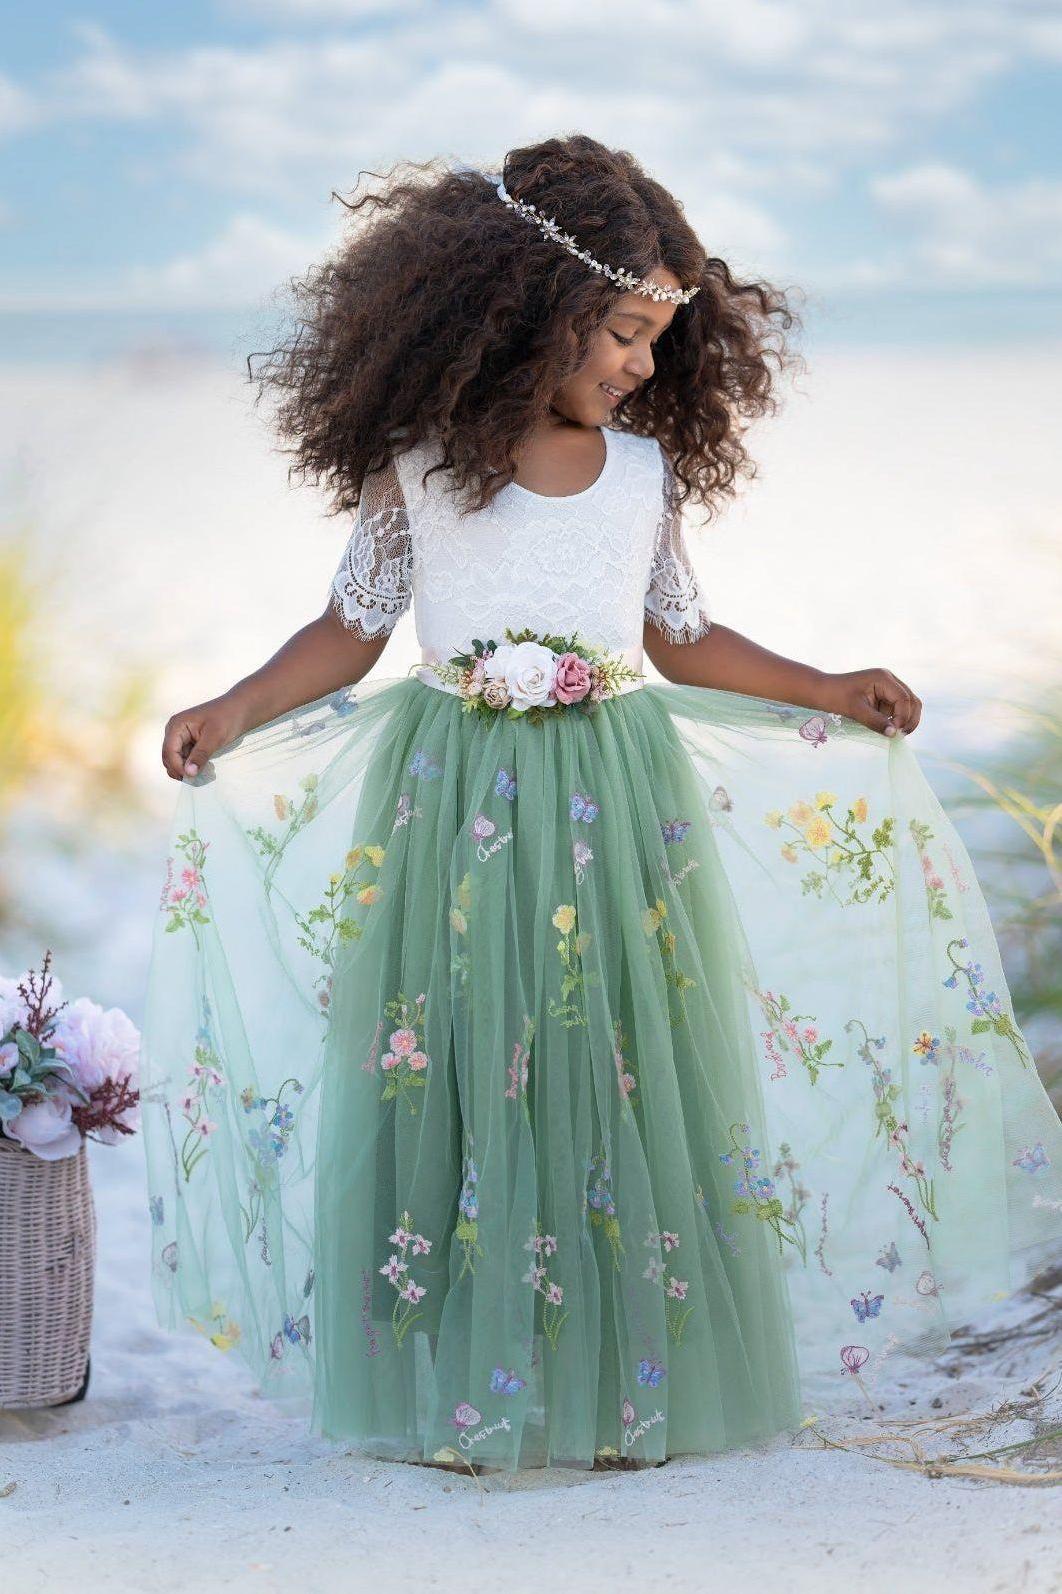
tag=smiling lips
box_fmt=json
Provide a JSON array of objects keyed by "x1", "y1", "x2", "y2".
[{"x1": 601, "y1": 382, "x2": 631, "y2": 401}]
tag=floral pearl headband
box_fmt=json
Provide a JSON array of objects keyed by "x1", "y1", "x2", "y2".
[{"x1": 491, "y1": 175, "x2": 700, "y2": 306}]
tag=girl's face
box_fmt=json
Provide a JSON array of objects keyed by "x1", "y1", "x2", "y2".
[{"x1": 550, "y1": 268, "x2": 681, "y2": 426}]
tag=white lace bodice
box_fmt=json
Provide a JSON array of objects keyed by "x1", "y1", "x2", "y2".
[{"x1": 328, "y1": 427, "x2": 710, "y2": 670}]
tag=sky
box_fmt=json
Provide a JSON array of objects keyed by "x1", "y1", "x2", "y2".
[{"x1": 2, "y1": 0, "x2": 1062, "y2": 360}]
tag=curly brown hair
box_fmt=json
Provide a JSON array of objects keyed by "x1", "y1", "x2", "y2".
[{"x1": 247, "y1": 132, "x2": 805, "y2": 523}]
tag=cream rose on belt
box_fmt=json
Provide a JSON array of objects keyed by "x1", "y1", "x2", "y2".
[
  {"x1": 484, "y1": 641, "x2": 558, "y2": 712},
  {"x1": 430, "y1": 627, "x2": 643, "y2": 722}
]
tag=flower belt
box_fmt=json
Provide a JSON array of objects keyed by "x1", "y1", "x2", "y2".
[{"x1": 416, "y1": 629, "x2": 645, "y2": 720}]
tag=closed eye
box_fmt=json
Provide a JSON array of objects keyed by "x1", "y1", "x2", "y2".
[{"x1": 611, "y1": 330, "x2": 661, "y2": 349}]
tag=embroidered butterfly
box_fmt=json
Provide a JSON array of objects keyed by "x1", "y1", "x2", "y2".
[
  {"x1": 284, "y1": 1312, "x2": 312, "y2": 1345},
  {"x1": 495, "y1": 768, "x2": 518, "y2": 801},
  {"x1": 708, "y1": 786, "x2": 732, "y2": 813},
  {"x1": 915, "y1": 1270, "x2": 941, "y2": 1298},
  {"x1": 489, "y1": 1367, "x2": 527, "y2": 1395},
  {"x1": 637, "y1": 1356, "x2": 666, "y2": 1387},
  {"x1": 326, "y1": 688, "x2": 358, "y2": 717},
  {"x1": 850, "y1": 1291, "x2": 884, "y2": 1323},
  {"x1": 1013, "y1": 1143, "x2": 1050, "y2": 1174},
  {"x1": 569, "y1": 791, "x2": 600, "y2": 823},
  {"x1": 148, "y1": 1194, "x2": 164, "y2": 1226},
  {"x1": 660, "y1": 818, "x2": 692, "y2": 845},
  {"x1": 798, "y1": 715, "x2": 830, "y2": 748},
  {"x1": 471, "y1": 813, "x2": 496, "y2": 841},
  {"x1": 409, "y1": 749, "x2": 442, "y2": 780},
  {"x1": 876, "y1": 1241, "x2": 902, "y2": 1273}
]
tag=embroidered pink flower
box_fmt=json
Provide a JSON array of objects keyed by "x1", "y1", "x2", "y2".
[
  {"x1": 407, "y1": 1051, "x2": 429, "y2": 1072},
  {"x1": 400, "y1": 1280, "x2": 427, "y2": 1304},
  {"x1": 545, "y1": 1282, "x2": 564, "y2": 1305},
  {"x1": 389, "y1": 1028, "x2": 418, "y2": 1057},
  {"x1": 389, "y1": 1224, "x2": 412, "y2": 1247},
  {"x1": 411, "y1": 1233, "x2": 432, "y2": 1255},
  {"x1": 659, "y1": 1231, "x2": 680, "y2": 1252},
  {"x1": 553, "y1": 651, "x2": 593, "y2": 705},
  {"x1": 666, "y1": 1277, "x2": 689, "y2": 1300},
  {"x1": 380, "y1": 1255, "x2": 408, "y2": 1284},
  {"x1": 380, "y1": 1053, "x2": 398, "y2": 1071}
]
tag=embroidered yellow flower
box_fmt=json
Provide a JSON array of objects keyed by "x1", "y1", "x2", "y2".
[
  {"x1": 345, "y1": 845, "x2": 363, "y2": 870},
  {"x1": 357, "y1": 884, "x2": 382, "y2": 906},
  {"x1": 788, "y1": 800, "x2": 815, "y2": 825},
  {"x1": 830, "y1": 848, "x2": 846, "y2": 865},
  {"x1": 552, "y1": 904, "x2": 577, "y2": 934},
  {"x1": 781, "y1": 844, "x2": 798, "y2": 863},
  {"x1": 663, "y1": 931, "x2": 677, "y2": 955},
  {"x1": 455, "y1": 872, "x2": 473, "y2": 912},
  {"x1": 803, "y1": 816, "x2": 832, "y2": 849},
  {"x1": 814, "y1": 791, "x2": 837, "y2": 810},
  {"x1": 853, "y1": 796, "x2": 868, "y2": 823},
  {"x1": 643, "y1": 905, "x2": 663, "y2": 934},
  {"x1": 764, "y1": 810, "x2": 784, "y2": 829},
  {"x1": 364, "y1": 844, "x2": 386, "y2": 868},
  {"x1": 449, "y1": 907, "x2": 468, "y2": 935}
]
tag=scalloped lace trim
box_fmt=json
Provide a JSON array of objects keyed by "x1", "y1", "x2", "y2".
[{"x1": 643, "y1": 451, "x2": 711, "y2": 644}]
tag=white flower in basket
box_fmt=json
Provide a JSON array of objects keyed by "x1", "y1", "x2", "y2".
[{"x1": 0, "y1": 951, "x2": 141, "y2": 1410}]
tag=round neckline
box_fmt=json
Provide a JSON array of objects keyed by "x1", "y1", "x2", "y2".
[{"x1": 508, "y1": 426, "x2": 615, "y2": 502}]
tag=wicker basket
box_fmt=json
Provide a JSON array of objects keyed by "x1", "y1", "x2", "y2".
[{"x1": 0, "y1": 1134, "x2": 97, "y2": 1408}]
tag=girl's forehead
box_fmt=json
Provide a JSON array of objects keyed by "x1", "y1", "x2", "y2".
[{"x1": 611, "y1": 296, "x2": 678, "y2": 335}]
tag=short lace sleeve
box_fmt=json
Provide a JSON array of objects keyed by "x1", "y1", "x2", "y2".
[
  {"x1": 327, "y1": 455, "x2": 412, "y2": 640},
  {"x1": 643, "y1": 449, "x2": 711, "y2": 644}
]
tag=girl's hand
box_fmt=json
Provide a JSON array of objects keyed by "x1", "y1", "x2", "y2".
[
  {"x1": 819, "y1": 667, "x2": 923, "y2": 738},
  {"x1": 162, "y1": 693, "x2": 250, "y2": 781}
]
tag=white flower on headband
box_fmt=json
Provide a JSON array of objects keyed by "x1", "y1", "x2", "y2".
[{"x1": 491, "y1": 176, "x2": 699, "y2": 306}]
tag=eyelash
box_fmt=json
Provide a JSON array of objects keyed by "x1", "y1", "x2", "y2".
[{"x1": 611, "y1": 331, "x2": 659, "y2": 349}]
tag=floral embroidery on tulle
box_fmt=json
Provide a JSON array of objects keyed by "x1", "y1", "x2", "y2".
[
  {"x1": 548, "y1": 903, "x2": 596, "y2": 1027},
  {"x1": 380, "y1": 1209, "x2": 431, "y2": 1347},
  {"x1": 908, "y1": 820, "x2": 953, "y2": 921},
  {"x1": 187, "y1": 1303, "x2": 241, "y2": 1352},
  {"x1": 612, "y1": 1019, "x2": 638, "y2": 1109},
  {"x1": 159, "y1": 831, "x2": 211, "y2": 945},
  {"x1": 456, "y1": 1133, "x2": 484, "y2": 1278},
  {"x1": 942, "y1": 936, "x2": 1031, "y2": 1066},
  {"x1": 523, "y1": 1228, "x2": 567, "y2": 1349},
  {"x1": 642, "y1": 1228, "x2": 694, "y2": 1341},
  {"x1": 449, "y1": 870, "x2": 474, "y2": 989},
  {"x1": 642, "y1": 897, "x2": 696, "y2": 1025},
  {"x1": 847, "y1": 1019, "x2": 938, "y2": 1221},
  {"x1": 748, "y1": 985, "x2": 839, "y2": 1085},
  {"x1": 765, "y1": 792, "x2": 896, "y2": 907},
  {"x1": 719, "y1": 1124, "x2": 797, "y2": 1255},
  {"x1": 505, "y1": 1014, "x2": 535, "y2": 1119},
  {"x1": 585, "y1": 1150, "x2": 624, "y2": 1268},
  {"x1": 175, "y1": 1021, "x2": 225, "y2": 1181},
  {"x1": 379, "y1": 991, "x2": 430, "y2": 1114},
  {"x1": 770, "y1": 1142, "x2": 811, "y2": 1264}
]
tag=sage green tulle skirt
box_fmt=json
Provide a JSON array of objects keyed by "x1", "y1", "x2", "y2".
[{"x1": 141, "y1": 676, "x2": 1062, "y2": 1471}]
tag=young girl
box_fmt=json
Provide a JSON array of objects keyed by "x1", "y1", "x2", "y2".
[{"x1": 142, "y1": 134, "x2": 1062, "y2": 1475}]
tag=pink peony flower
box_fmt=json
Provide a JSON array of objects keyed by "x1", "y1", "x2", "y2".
[
  {"x1": 52, "y1": 996, "x2": 140, "y2": 1095},
  {"x1": 380, "y1": 1053, "x2": 398, "y2": 1071},
  {"x1": 553, "y1": 652, "x2": 593, "y2": 704},
  {"x1": 389, "y1": 1028, "x2": 418, "y2": 1057},
  {"x1": 6, "y1": 1090, "x2": 82, "y2": 1160},
  {"x1": 407, "y1": 1051, "x2": 429, "y2": 1072}
]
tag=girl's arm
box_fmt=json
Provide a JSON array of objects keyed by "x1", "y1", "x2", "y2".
[
  {"x1": 643, "y1": 620, "x2": 923, "y2": 737},
  {"x1": 161, "y1": 605, "x2": 388, "y2": 781}
]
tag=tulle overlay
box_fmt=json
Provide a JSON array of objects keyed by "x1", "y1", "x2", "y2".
[{"x1": 142, "y1": 675, "x2": 1062, "y2": 1470}]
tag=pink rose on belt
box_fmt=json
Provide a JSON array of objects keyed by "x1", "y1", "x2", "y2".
[{"x1": 553, "y1": 652, "x2": 593, "y2": 704}]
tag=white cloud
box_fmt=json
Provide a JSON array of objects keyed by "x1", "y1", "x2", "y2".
[
  {"x1": 0, "y1": 71, "x2": 39, "y2": 139},
  {"x1": 870, "y1": 163, "x2": 1062, "y2": 288},
  {"x1": 0, "y1": 213, "x2": 329, "y2": 312}
]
